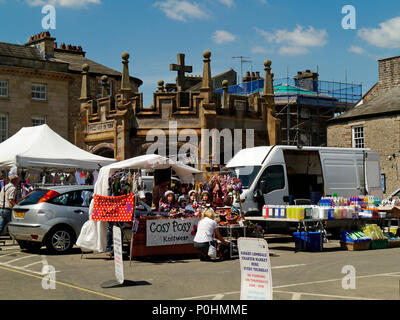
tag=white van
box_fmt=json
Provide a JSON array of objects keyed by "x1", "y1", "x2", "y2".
[{"x1": 226, "y1": 145, "x2": 382, "y2": 216}]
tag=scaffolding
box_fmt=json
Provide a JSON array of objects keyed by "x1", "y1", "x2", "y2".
[{"x1": 215, "y1": 77, "x2": 362, "y2": 146}]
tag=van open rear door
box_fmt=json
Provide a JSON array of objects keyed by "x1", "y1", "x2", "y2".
[{"x1": 364, "y1": 150, "x2": 383, "y2": 199}]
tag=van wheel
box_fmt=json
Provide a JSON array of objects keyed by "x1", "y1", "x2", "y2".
[
  {"x1": 45, "y1": 226, "x2": 75, "y2": 254},
  {"x1": 18, "y1": 240, "x2": 42, "y2": 252}
]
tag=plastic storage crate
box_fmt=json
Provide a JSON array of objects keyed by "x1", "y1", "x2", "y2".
[
  {"x1": 370, "y1": 239, "x2": 388, "y2": 250},
  {"x1": 293, "y1": 231, "x2": 324, "y2": 251}
]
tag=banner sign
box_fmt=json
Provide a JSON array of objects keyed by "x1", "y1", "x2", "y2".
[
  {"x1": 146, "y1": 218, "x2": 200, "y2": 247},
  {"x1": 113, "y1": 225, "x2": 124, "y2": 285},
  {"x1": 92, "y1": 193, "x2": 135, "y2": 222},
  {"x1": 238, "y1": 238, "x2": 273, "y2": 300}
]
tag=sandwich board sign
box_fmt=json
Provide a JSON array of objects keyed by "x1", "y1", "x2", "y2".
[
  {"x1": 113, "y1": 225, "x2": 124, "y2": 285},
  {"x1": 238, "y1": 238, "x2": 272, "y2": 300}
]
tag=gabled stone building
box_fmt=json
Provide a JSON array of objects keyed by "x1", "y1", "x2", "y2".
[
  {"x1": 76, "y1": 50, "x2": 281, "y2": 171},
  {"x1": 0, "y1": 31, "x2": 142, "y2": 144},
  {"x1": 327, "y1": 54, "x2": 400, "y2": 196}
]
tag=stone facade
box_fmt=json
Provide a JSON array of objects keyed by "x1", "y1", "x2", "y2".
[
  {"x1": 327, "y1": 116, "x2": 400, "y2": 196},
  {"x1": 0, "y1": 31, "x2": 142, "y2": 145},
  {"x1": 327, "y1": 54, "x2": 400, "y2": 196},
  {"x1": 76, "y1": 51, "x2": 281, "y2": 171},
  {"x1": 0, "y1": 64, "x2": 71, "y2": 140}
]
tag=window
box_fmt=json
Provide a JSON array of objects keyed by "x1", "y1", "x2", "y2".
[
  {"x1": 32, "y1": 116, "x2": 46, "y2": 126},
  {"x1": 0, "y1": 114, "x2": 8, "y2": 142},
  {"x1": 352, "y1": 126, "x2": 364, "y2": 148},
  {"x1": 259, "y1": 165, "x2": 285, "y2": 194},
  {"x1": 0, "y1": 80, "x2": 8, "y2": 97},
  {"x1": 31, "y1": 83, "x2": 47, "y2": 101},
  {"x1": 97, "y1": 80, "x2": 112, "y2": 97}
]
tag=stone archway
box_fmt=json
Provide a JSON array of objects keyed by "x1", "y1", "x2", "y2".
[{"x1": 92, "y1": 143, "x2": 115, "y2": 159}]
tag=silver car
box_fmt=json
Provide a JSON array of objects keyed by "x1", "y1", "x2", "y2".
[{"x1": 8, "y1": 185, "x2": 93, "y2": 254}]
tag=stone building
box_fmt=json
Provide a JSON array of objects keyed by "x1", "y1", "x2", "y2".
[
  {"x1": 327, "y1": 54, "x2": 400, "y2": 196},
  {"x1": 76, "y1": 50, "x2": 281, "y2": 171},
  {"x1": 0, "y1": 31, "x2": 142, "y2": 144}
]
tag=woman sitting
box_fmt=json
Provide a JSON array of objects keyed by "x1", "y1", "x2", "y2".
[
  {"x1": 158, "y1": 190, "x2": 180, "y2": 213},
  {"x1": 193, "y1": 208, "x2": 229, "y2": 261}
]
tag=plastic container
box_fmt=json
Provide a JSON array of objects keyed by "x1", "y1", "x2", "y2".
[{"x1": 293, "y1": 232, "x2": 324, "y2": 251}]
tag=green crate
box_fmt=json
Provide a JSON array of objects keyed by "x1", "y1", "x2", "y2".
[{"x1": 370, "y1": 239, "x2": 388, "y2": 250}]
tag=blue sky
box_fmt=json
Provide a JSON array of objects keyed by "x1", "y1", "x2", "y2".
[{"x1": 1, "y1": 0, "x2": 400, "y2": 106}]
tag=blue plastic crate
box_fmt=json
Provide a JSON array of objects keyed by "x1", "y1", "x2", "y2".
[{"x1": 293, "y1": 231, "x2": 324, "y2": 251}]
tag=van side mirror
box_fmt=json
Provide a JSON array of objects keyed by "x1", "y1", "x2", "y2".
[
  {"x1": 254, "y1": 189, "x2": 263, "y2": 199},
  {"x1": 283, "y1": 196, "x2": 290, "y2": 203},
  {"x1": 260, "y1": 180, "x2": 267, "y2": 193}
]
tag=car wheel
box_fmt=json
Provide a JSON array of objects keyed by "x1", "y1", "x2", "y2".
[
  {"x1": 17, "y1": 240, "x2": 42, "y2": 252},
  {"x1": 45, "y1": 226, "x2": 75, "y2": 254}
]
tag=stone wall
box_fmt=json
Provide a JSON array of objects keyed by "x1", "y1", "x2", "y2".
[
  {"x1": 327, "y1": 116, "x2": 400, "y2": 196},
  {"x1": 0, "y1": 65, "x2": 70, "y2": 140}
]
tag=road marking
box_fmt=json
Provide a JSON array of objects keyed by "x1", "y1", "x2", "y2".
[
  {"x1": 0, "y1": 265, "x2": 123, "y2": 300},
  {"x1": 178, "y1": 291, "x2": 240, "y2": 300},
  {"x1": 274, "y1": 271, "x2": 400, "y2": 289},
  {"x1": 21, "y1": 261, "x2": 42, "y2": 269},
  {"x1": 212, "y1": 294, "x2": 224, "y2": 300},
  {"x1": 0, "y1": 253, "x2": 18, "y2": 259},
  {"x1": 5, "y1": 255, "x2": 37, "y2": 264},
  {"x1": 178, "y1": 271, "x2": 400, "y2": 300},
  {"x1": 291, "y1": 292, "x2": 302, "y2": 300},
  {"x1": 275, "y1": 290, "x2": 380, "y2": 300},
  {"x1": 272, "y1": 264, "x2": 308, "y2": 269}
]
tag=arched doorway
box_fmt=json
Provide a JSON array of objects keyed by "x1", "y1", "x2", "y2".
[{"x1": 92, "y1": 143, "x2": 115, "y2": 159}]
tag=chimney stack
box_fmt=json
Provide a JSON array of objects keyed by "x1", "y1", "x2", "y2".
[{"x1": 25, "y1": 31, "x2": 56, "y2": 57}]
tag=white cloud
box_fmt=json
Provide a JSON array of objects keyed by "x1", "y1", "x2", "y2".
[
  {"x1": 348, "y1": 45, "x2": 365, "y2": 55},
  {"x1": 251, "y1": 46, "x2": 272, "y2": 54},
  {"x1": 218, "y1": 0, "x2": 234, "y2": 7},
  {"x1": 25, "y1": 0, "x2": 100, "y2": 7},
  {"x1": 212, "y1": 30, "x2": 236, "y2": 44},
  {"x1": 279, "y1": 46, "x2": 309, "y2": 56},
  {"x1": 358, "y1": 16, "x2": 400, "y2": 49},
  {"x1": 153, "y1": 0, "x2": 210, "y2": 22},
  {"x1": 255, "y1": 25, "x2": 328, "y2": 56}
]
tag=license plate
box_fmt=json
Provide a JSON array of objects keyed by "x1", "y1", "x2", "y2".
[{"x1": 14, "y1": 212, "x2": 25, "y2": 218}]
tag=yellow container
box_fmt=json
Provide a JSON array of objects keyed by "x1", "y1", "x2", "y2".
[{"x1": 300, "y1": 207, "x2": 305, "y2": 220}]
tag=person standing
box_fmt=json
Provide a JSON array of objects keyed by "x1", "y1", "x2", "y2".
[{"x1": 0, "y1": 172, "x2": 20, "y2": 236}]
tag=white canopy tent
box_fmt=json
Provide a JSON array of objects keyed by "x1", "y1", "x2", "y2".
[
  {"x1": 77, "y1": 154, "x2": 202, "y2": 253},
  {"x1": 94, "y1": 154, "x2": 202, "y2": 196},
  {"x1": 0, "y1": 124, "x2": 116, "y2": 170}
]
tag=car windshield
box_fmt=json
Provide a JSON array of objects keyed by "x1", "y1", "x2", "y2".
[
  {"x1": 230, "y1": 166, "x2": 261, "y2": 189},
  {"x1": 18, "y1": 189, "x2": 49, "y2": 206}
]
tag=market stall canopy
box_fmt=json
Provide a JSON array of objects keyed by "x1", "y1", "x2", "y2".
[
  {"x1": 94, "y1": 154, "x2": 202, "y2": 195},
  {"x1": 0, "y1": 124, "x2": 116, "y2": 170}
]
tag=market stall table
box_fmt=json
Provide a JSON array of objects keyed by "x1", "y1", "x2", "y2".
[{"x1": 246, "y1": 217, "x2": 326, "y2": 252}]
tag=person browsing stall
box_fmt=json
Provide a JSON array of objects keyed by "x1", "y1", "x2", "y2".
[
  {"x1": 193, "y1": 208, "x2": 229, "y2": 261},
  {"x1": 0, "y1": 171, "x2": 20, "y2": 236}
]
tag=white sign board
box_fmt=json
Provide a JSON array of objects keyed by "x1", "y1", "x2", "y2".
[
  {"x1": 238, "y1": 237, "x2": 272, "y2": 300},
  {"x1": 113, "y1": 225, "x2": 124, "y2": 285},
  {"x1": 146, "y1": 218, "x2": 200, "y2": 247}
]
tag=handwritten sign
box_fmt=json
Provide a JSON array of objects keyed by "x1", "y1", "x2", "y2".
[
  {"x1": 146, "y1": 218, "x2": 200, "y2": 247},
  {"x1": 113, "y1": 225, "x2": 124, "y2": 285},
  {"x1": 238, "y1": 238, "x2": 272, "y2": 300},
  {"x1": 92, "y1": 193, "x2": 134, "y2": 222}
]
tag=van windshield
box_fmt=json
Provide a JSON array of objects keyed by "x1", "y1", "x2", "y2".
[{"x1": 230, "y1": 166, "x2": 261, "y2": 189}]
